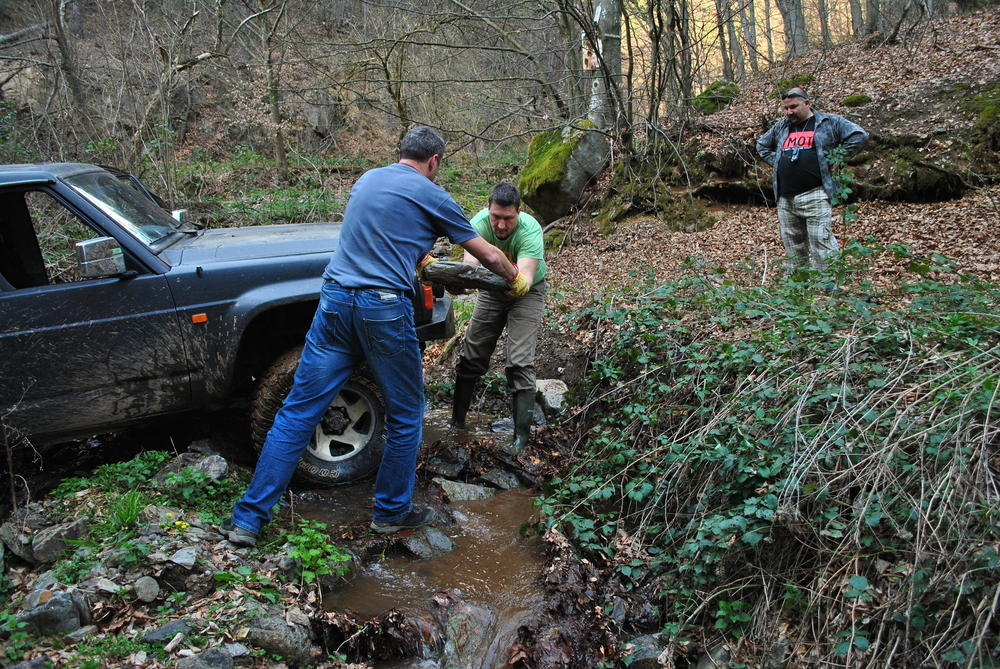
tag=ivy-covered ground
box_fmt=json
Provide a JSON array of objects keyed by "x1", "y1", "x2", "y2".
[{"x1": 533, "y1": 240, "x2": 1000, "y2": 667}]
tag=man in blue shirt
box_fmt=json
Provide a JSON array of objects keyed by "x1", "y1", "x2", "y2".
[{"x1": 221, "y1": 127, "x2": 527, "y2": 545}]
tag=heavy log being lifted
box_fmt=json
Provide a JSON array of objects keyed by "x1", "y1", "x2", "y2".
[{"x1": 423, "y1": 261, "x2": 509, "y2": 291}]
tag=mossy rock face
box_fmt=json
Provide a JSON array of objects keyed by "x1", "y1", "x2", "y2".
[
  {"x1": 544, "y1": 229, "x2": 565, "y2": 253},
  {"x1": 772, "y1": 75, "x2": 814, "y2": 99},
  {"x1": 595, "y1": 156, "x2": 717, "y2": 234},
  {"x1": 519, "y1": 120, "x2": 610, "y2": 223},
  {"x1": 855, "y1": 143, "x2": 966, "y2": 202},
  {"x1": 842, "y1": 94, "x2": 871, "y2": 107},
  {"x1": 693, "y1": 80, "x2": 739, "y2": 115}
]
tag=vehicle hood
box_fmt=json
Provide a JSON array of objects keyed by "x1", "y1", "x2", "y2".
[{"x1": 159, "y1": 223, "x2": 341, "y2": 266}]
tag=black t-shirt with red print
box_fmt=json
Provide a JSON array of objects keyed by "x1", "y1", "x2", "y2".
[{"x1": 776, "y1": 116, "x2": 822, "y2": 197}]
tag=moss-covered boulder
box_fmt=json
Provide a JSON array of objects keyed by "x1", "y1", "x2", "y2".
[
  {"x1": 519, "y1": 120, "x2": 610, "y2": 223},
  {"x1": 692, "y1": 80, "x2": 739, "y2": 115},
  {"x1": 595, "y1": 156, "x2": 717, "y2": 235}
]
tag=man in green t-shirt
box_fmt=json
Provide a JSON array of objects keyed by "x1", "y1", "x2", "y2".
[{"x1": 451, "y1": 182, "x2": 547, "y2": 454}]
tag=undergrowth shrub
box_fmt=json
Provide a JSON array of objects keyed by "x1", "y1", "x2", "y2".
[{"x1": 541, "y1": 242, "x2": 1000, "y2": 667}]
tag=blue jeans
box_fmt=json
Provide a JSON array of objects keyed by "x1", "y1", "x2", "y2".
[{"x1": 231, "y1": 282, "x2": 425, "y2": 532}]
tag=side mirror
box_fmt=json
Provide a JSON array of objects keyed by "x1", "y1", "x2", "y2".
[
  {"x1": 76, "y1": 237, "x2": 126, "y2": 279},
  {"x1": 172, "y1": 209, "x2": 189, "y2": 223}
]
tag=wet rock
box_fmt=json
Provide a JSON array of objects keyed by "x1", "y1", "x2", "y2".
[
  {"x1": 624, "y1": 633, "x2": 667, "y2": 668},
  {"x1": 480, "y1": 469, "x2": 520, "y2": 490},
  {"x1": 32, "y1": 516, "x2": 89, "y2": 565},
  {"x1": 134, "y1": 576, "x2": 160, "y2": 603},
  {"x1": 152, "y1": 453, "x2": 229, "y2": 486},
  {"x1": 176, "y1": 646, "x2": 234, "y2": 669},
  {"x1": 535, "y1": 379, "x2": 569, "y2": 417},
  {"x1": 16, "y1": 591, "x2": 80, "y2": 636},
  {"x1": 431, "y1": 590, "x2": 493, "y2": 669},
  {"x1": 142, "y1": 618, "x2": 193, "y2": 643},
  {"x1": 426, "y1": 446, "x2": 470, "y2": 479},
  {"x1": 398, "y1": 527, "x2": 454, "y2": 559},
  {"x1": 696, "y1": 642, "x2": 732, "y2": 669},
  {"x1": 433, "y1": 478, "x2": 495, "y2": 501},
  {"x1": 246, "y1": 605, "x2": 314, "y2": 666}
]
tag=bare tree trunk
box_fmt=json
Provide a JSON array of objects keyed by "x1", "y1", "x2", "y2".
[
  {"x1": 726, "y1": 0, "x2": 745, "y2": 79},
  {"x1": 586, "y1": 0, "x2": 622, "y2": 130},
  {"x1": 740, "y1": 0, "x2": 760, "y2": 72},
  {"x1": 775, "y1": 0, "x2": 808, "y2": 54},
  {"x1": 818, "y1": 0, "x2": 834, "y2": 48},
  {"x1": 866, "y1": 0, "x2": 882, "y2": 33},
  {"x1": 713, "y1": 0, "x2": 733, "y2": 80},
  {"x1": 850, "y1": 0, "x2": 865, "y2": 36},
  {"x1": 50, "y1": 0, "x2": 95, "y2": 143},
  {"x1": 763, "y1": 0, "x2": 775, "y2": 61},
  {"x1": 260, "y1": 0, "x2": 289, "y2": 182},
  {"x1": 556, "y1": 8, "x2": 587, "y2": 118}
]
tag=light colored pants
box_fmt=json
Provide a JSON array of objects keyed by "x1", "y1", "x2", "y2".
[
  {"x1": 777, "y1": 187, "x2": 838, "y2": 271},
  {"x1": 456, "y1": 279, "x2": 546, "y2": 392}
]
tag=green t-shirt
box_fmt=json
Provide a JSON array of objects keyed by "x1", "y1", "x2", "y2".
[{"x1": 469, "y1": 209, "x2": 547, "y2": 285}]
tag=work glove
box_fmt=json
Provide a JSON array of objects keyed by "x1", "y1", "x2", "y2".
[
  {"x1": 503, "y1": 266, "x2": 530, "y2": 298},
  {"x1": 416, "y1": 254, "x2": 438, "y2": 285}
]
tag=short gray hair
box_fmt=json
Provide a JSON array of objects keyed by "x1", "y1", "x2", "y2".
[{"x1": 399, "y1": 126, "x2": 445, "y2": 162}]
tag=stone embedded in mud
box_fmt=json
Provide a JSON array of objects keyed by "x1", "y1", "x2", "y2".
[
  {"x1": 480, "y1": 469, "x2": 520, "y2": 490},
  {"x1": 398, "y1": 527, "x2": 454, "y2": 559},
  {"x1": 246, "y1": 604, "x2": 315, "y2": 666},
  {"x1": 623, "y1": 633, "x2": 667, "y2": 668},
  {"x1": 535, "y1": 379, "x2": 569, "y2": 417},
  {"x1": 433, "y1": 477, "x2": 496, "y2": 501}
]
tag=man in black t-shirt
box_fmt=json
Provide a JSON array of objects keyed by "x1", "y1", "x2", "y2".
[{"x1": 756, "y1": 87, "x2": 868, "y2": 271}]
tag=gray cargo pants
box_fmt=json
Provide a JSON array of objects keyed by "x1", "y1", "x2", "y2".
[{"x1": 455, "y1": 279, "x2": 546, "y2": 392}]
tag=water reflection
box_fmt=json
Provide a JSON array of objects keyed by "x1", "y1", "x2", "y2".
[{"x1": 296, "y1": 408, "x2": 547, "y2": 669}]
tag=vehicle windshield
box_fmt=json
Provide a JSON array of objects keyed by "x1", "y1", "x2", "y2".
[{"x1": 65, "y1": 171, "x2": 182, "y2": 247}]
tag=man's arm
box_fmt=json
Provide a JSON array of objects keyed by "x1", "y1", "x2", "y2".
[
  {"x1": 460, "y1": 235, "x2": 517, "y2": 281},
  {"x1": 836, "y1": 118, "x2": 869, "y2": 160},
  {"x1": 462, "y1": 251, "x2": 538, "y2": 287},
  {"x1": 756, "y1": 125, "x2": 780, "y2": 166}
]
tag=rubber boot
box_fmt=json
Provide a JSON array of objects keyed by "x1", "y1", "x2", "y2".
[
  {"x1": 504, "y1": 390, "x2": 535, "y2": 455},
  {"x1": 451, "y1": 376, "x2": 478, "y2": 428}
]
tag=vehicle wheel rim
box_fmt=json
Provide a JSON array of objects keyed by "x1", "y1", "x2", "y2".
[{"x1": 308, "y1": 385, "x2": 378, "y2": 462}]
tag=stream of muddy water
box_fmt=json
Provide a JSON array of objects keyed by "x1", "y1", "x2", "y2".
[{"x1": 294, "y1": 409, "x2": 549, "y2": 669}]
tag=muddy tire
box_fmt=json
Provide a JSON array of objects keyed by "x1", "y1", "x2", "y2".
[{"x1": 250, "y1": 346, "x2": 386, "y2": 485}]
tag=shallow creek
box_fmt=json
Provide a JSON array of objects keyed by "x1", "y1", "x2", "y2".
[{"x1": 294, "y1": 408, "x2": 549, "y2": 669}]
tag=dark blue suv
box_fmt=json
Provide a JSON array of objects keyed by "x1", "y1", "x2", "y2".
[{"x1": 0, "y1": 163, "x2": 454, "y2": 485}]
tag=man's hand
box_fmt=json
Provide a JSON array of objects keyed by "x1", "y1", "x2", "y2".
[
  {"x1": 417, "y1": 254, "x2": 438, "y2": 284},
  {"x1": 503, "y1": 266, "x2": 530, "y2": 298}
]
